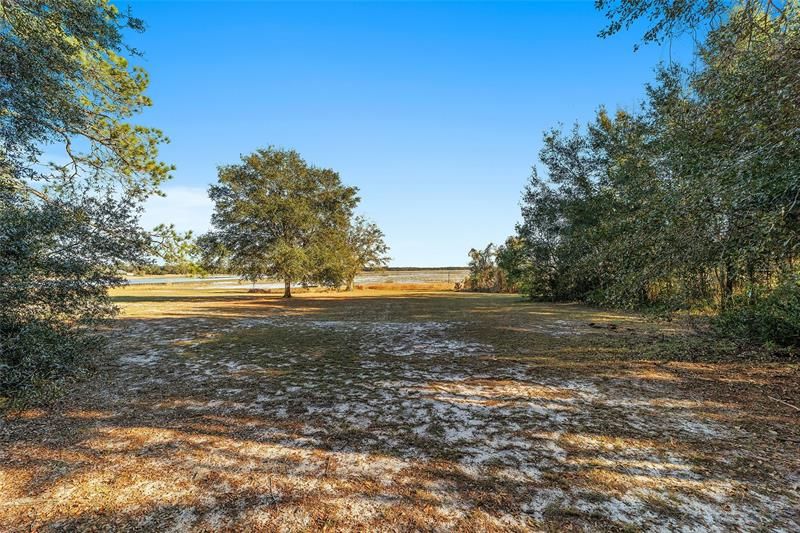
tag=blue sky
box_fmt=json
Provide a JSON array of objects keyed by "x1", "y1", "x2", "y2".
[{"x1": 129, "y1": 1, "x2": 690, "y2": 266}]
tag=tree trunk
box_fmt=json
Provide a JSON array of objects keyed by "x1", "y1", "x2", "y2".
[
  {"x1": 718, "y1": 261, "x2": 735, "y2": 310},
  {"x1": 283, "y1": 279, "x2": 292, "y2": 298},
  {"x1": 346, "y1": 277, "x2": 354, "y2": 291}
]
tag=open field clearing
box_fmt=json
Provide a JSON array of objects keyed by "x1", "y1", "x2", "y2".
[{"x1": 1, "y1": 284, "x2": 798, "y2": 531}]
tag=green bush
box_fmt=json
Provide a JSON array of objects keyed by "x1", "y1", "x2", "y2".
[
  {"x1": 0, "y1": 192, "x2": 134, "y2": 406},
  {"x1": 715, "y1": 278, "x2": 800, "y2": 347},
  {"x1": 0, "y1": 320, "x2": 100, "y2": 406}
]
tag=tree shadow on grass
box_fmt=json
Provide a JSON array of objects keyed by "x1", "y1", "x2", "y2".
[{"x1": 2, "y1": 296, "x2": 799, "y2": 531}]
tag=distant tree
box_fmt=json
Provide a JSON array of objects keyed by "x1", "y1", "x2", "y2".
[
  {"x1": 207, "y1": 147, "x2": 359, "y2": 297},
  {"x1": 150, "y1": 224, "x2": 203, "y2": 275},
  {"x1": 495, "y1": 236, "x2": 531, "y2": 294},
  {"x1": 465, "y1": 244, "x2": 502, "y2": 291},
  {"x1": 343, "y1": 216, "x2": 390, "y2": 290},
  {"x1": 1, "y1": 0, "x2": 171, "y2": 400}
]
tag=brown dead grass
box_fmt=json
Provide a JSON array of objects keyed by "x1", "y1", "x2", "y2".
[{"x1": 0, "y1": 284, "x2": 798, "y2": 531}]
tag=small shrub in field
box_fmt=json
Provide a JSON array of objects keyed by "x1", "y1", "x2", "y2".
[
  {"x1": 463, "y1": 243, "x2": 517, "y2": 293},
  {"x1": 714, "y1": 278, "x2": 800, "y2": 348}
]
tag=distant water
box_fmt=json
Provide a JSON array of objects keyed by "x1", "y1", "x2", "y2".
[
  {"x1": 209, "y1": 270, "x2": 468, "y2": 289},
  {"x1": 125, "y1": 275, "x2": 238, "y2": 285},
  {"x1": 125, "y1": 270, "x2": 468, "y2": 287}
]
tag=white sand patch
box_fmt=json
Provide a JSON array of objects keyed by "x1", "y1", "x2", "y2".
[
  {"x1": 85, "y1": 316, "x2": 798, "y2": 531},
  {"x1": 332, "y1": 451, "x2": 412, "y2": 480},
  {"x1": 329, "y1": 496, "x2": 385, "y2": 522},
  {"x1": 119, "y1": 350, "x2": 162, "y2": 367},
  {"x1": 234, "y1": 317, "x2": 492, "y2": 358},
  {"x1": 522, "y1": 487, "x2": 567, "y2": 521},
  {"x1": 169, "y1": 508, "x2": 197, "y2": 532},
  {"x1": 599, "y1": 397, "x2": 725, "y2": 438}
]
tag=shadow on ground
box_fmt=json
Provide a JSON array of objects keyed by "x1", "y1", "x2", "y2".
[{"x1": 1, "y1": 291, "x2": 798, "y2": 531}]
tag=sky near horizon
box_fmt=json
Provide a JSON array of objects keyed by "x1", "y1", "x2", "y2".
[{"x1": 130, "y1": 0, "x2": 691, "y2": 267}]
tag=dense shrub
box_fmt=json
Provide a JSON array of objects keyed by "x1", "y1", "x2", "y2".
[
  {"x1": 0, "y1": 321, "x2": 99, "y2": 405},
  {"x1": 462, "y1": 244, "x2": 517, "y2": 293},
  {"x1": 715, "y1": 278, "x2": 800, "y2": 348},
  {"x1": 0, "y1": 193, "x2": 136, "y2": 404}
]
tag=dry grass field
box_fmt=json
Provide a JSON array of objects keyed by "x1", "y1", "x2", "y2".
[{"x1": 1, "y1": 282, "x2": 799, "y2": 531}]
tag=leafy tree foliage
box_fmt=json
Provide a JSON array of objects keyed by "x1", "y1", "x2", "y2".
[
  {"x1": 1, "y1": 0, "x2": 170, "y2": 194},
  {"x1": 466, "y1": 244, "x2": 499, "y2": 291},
  {"x1": 196, "y1": 232, "x2": 232, "y2": 275},
  {"x1": 495, "y1": 236, "x2": 533, "y2": 295},
  {"x1": 715, "y1": 276, "x2": 800, "y2": 347},
  {"x1": 343, "y1": 216, "x2": 390, "y2": 290},
  {"x1": 596, "y1": 0, "x2": 792, "y2": 46},
  {"x1": 502, "y1": 2, "x2": 800, "y2": 345},
  {"x1": 146, "y1": 224, "x2": 204, "y2": 275},
  {"x1": 463, "y1": 243, "x2": 515, "y2": 292},
  {"x1": 206, "y1": 147, "x2": 360, "y2": 297},
  {"x1": 1, "y1": 0, "x2": 170, "y2": 401}
]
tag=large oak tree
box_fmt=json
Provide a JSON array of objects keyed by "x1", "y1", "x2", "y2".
[{"x1": 207, "y1": 148, "x2": 359, "y2": 298}]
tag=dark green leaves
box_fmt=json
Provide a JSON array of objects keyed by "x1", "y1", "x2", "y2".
[{"x1": 206, "y1": 147, "x2": 365, "y2": 294}]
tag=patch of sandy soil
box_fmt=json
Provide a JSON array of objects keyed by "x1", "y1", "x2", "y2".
[{"x1": 1, "y1": 292, "x2": 798, "y2": 531}]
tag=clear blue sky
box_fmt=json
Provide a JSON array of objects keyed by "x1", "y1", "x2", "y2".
[{"x1": 129, "y1": 1, "x2": 690, "y2": 267}]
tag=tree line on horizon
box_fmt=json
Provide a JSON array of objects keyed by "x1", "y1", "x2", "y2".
[{"x1": 466, "y1": 1, "x2": 800, "y2": 348}]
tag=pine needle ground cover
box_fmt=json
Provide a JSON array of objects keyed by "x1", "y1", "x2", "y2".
[{"x1": 1, "y1": 283, "x2": 798, "y2": 530}]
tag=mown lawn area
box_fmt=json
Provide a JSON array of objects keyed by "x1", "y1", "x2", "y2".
[{"x1": 1, "y1": 284, "x2": 798, "y2": 530}]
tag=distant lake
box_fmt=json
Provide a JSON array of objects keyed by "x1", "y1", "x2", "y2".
[
  {"x1": 125, "y1": 270, "x2": 468, "y2": 287},
  {"x1": 125, "y1": 275, "x2": 238, "y2": 285}
]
